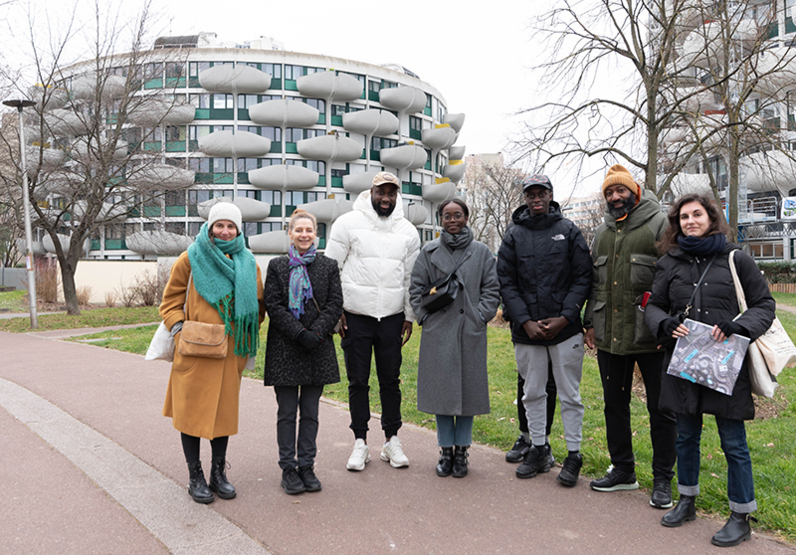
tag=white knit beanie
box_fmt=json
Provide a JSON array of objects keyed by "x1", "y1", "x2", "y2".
[{"x1": 207, "y1": 201, "x2": 243, "y2": 232}]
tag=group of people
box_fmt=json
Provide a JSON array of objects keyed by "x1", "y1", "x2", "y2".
[{"x1": 159, "y1": 164, "x2": 775, "y2": 549}]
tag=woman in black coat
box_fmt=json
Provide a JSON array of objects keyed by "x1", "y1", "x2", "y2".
[
  {"x1": 264, "y1": 209, "x2": 343, "y2": 495},
  {"x1": 645, "y1": 194, "x2": 775, "y2": 548}
]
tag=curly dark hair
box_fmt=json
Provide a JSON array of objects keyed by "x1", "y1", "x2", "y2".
[{"x1": 658, "y1": 193, "x2": 731, "y2": 254}]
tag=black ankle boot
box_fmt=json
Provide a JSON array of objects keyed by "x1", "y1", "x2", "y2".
[
  {"x1": 711, "y1": 512, "x2": 756, "y2": 547},
  {"x1": 208, "y1": 456, "x2": 236, "y2": 499},
  {"x1": 436, "y1": 447, "x2": 454, "y2": 477},
  {"x1": 516, "y1": 444, "x2": 550, "y2": 479},
  {"x1": 451, "y1": 446, "x2": 469, "y2": 478},
  {"x1": 661, "y1": 495, "x2": 696, "y2": 527},
  {"x1": 187, "y1": 461, "x2": 214, "y2": 504}
]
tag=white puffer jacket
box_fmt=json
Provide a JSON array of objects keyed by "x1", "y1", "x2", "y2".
[{"x1": 325, "y1": 190, "x2": 421, "y2": 321}]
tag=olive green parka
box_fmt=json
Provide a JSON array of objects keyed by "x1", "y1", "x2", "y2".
[{"x1": 583, "y1": 189, "x2": 667, "y2": 355}]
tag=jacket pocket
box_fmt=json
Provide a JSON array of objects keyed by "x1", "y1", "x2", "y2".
[
  {"x1": 632, "y1": 294, "x2": 656, "y2": 345},
  {"x1": 592, "y1": 300, "x2": 606, "y2": 343},
  {"x1": 594, "y1": 255, "x2": 608, "y2": 286},
  {"x1": 630, "y1": 254, "x2": 658, "y2": 290}
]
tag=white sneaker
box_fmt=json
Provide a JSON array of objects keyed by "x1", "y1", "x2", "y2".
[
  {"x1": 380, "y1": 435, "x2": 409, "y2": 468},
  {"x1": 346, "y1": 439, "x2": 370, "y2": 471}
]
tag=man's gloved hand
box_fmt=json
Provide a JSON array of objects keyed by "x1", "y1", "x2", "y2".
[{"x1": 297, "y1": 329, "x2": 323, "y2": 351}]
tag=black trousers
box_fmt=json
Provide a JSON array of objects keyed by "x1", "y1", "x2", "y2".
[
  {"x1": 517, "y1": 363, "x2": 557, "y2": 437},
  {"x1": 596, "y1": 350, "x2": 677, "y2": 480},
  {"x1": 342, "y1": 311, "x2": 404, "y2": 440},
  {"x1": 274, "y1": 385, "x2": 324, "y2": 471}
]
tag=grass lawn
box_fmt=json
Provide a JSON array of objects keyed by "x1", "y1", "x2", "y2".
[
  {"x1": 0, "y1": 306, "x2": 160, "y2": 332},
  {"x1": 771, "y1": 292, "x2": 796, "y2": 307},
  {"x1": 66, "y1": 310, "x2": 796, "y2": 543},
  {"x1": 0, "y1": 289, "x2": 27, "y2": 312}
]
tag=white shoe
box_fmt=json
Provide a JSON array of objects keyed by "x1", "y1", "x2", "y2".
[
  {"x1": 380, "y1": 435, "x2": 409, "y2": 468},
  {"x1": 346, "y1": 439, "x2": 370, "y2": 471}
]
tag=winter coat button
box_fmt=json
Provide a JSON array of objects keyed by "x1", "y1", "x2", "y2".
[
  {"x1": 441, "y1": 309, "x2": 446, "y2": 314},
  {"x1": 459, "y1": 309, "x2": 464, "y2": 314}
]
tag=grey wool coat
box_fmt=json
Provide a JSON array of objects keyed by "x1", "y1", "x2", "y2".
[
  {"x1": 263, "y1": 254, "x2": 343, "y2": 387},
  {"x1": 409, "y1": 237, "x2": 500, "y2": 416}
]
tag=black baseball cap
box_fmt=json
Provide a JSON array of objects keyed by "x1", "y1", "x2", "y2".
[{"x1": 521, "y1": 174, "x2": 553, "y2": 192}]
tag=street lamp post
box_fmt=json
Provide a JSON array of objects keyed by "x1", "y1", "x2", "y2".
[{"x1": 3, "y1": 98, "x2": 38, "y2": 329}]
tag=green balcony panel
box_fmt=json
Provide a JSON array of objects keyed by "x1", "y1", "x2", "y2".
[
  {"x1": 368, "y1": 91, "x2": 380, "y2": 102},
  {"x1": 238, "y1": 109, "x2": 250, "y2": 120},
  {"x1": 766, "y1": 21, "x2": 779, "y2": 39},
  {"x1": 144, "y1": 79, "x2": 164, "y2": 89},
  {"x1": 424, "y1": 107, "x2": 432, "y2": 116},
  {"x1": 285, "y1": 79, "x2": 298, "y2": 91},
  {"x1": 331, "y1": 115, "x2": 343, "y2": 126},
  {"x1": 317, "y1": 114, "x2": 325, "y2": 125},
  {"x1": 213, "y1": 173, "x2": 234, "y2": 184},
  {"x1": 194, "y1": 109, "x2": 210, "y2": 120},
  {"x1": 788, "y1": 17, "x2": 796, "y2": 35},
  {"x1": 370, "y1": 150, "x2": 380, "y2": 162},
  {"x1": 143, "y1": 206, "x2": 161, "y2": 217},
  {"x1": 143, "y1": 141, "x2": 162, "y2": 152},
  {"x1": 286, "y1": 143, "x2": 298, "y2": 154},
  {"x1": 285, "y1": 204, "x2": 297, "y2": 215},
  {"x1": 332, "y1": 176, "x2": 344, "y2": 188},
  {"x1": 165, "y1": 206, "x2": 186, "y2": 217},
  {"x1": 105, "y1": 239, "x2": 125, "y2": 250},
  {"x1": 189, "y1": 77, "x2": 201, "y2": 88},
  {"x1": 189, "y1": 139, "x2": 200, "y2": 151},
  {"x1": 269, "y1": 205, "x2": 282, "y2": 217},
  {"x1": 90, "y1": 239, "x2": 101, "y2": 250},
  {"x1": 238, "y1": 172, "x2": 250, "y2": 184},
  {"x1": 270, "y1": 141, "x2": 282, "y2": 154},
  {"x1": 318, "y1": 176, "x2": 326, "y2": 187},
  {"x1": 166, "y1": 77, "x2": 186, "y2": 88},
  {"x1": 409, "y1": 129, "x2": 421, "y2": 140},
  {"x1": 129, "y1": 208, "x2": 140, "y2": 217},
  {"x1": 271, "y1": 78, "x2": 282, "y2": 90},
  {"x1": 195, "y1": 173, "x2": 214, "y2": 184},
  {"x1": 209, "y1": 108, "x2": 234, "y2": 119},
  {"x1": 166, "y1": 141, "x2": 187, "y2": 152}
]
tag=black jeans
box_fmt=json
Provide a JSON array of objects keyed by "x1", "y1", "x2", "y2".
[
  {"x1": 596, "y1": 350, "x2": 677, "y2": 480},
  {"x1": 342, "y1": 311, "x2": 404, "y2": 440},
  {"x1": 274, "y1": 385, "x2": 324, "y2": 471},
  {"x1": 517, "y1": 363, "x2": 556, "y2": 436}
]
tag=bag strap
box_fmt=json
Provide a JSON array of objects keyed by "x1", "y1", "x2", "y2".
[
  {"x1": 445, "y1": 250, "x2": 469, "y2": 280},
  {"x1": 184, "y1": 272, "x2": 193, "y2": 321},
  {"x1": 683, "y1": 253, "x2": 718, "y2": 319},
  {"x1": 728, "y1": 250, "x2": 748, "y2": 313}
]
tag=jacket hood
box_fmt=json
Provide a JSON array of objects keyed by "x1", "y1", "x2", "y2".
[
  {"x1": 604, "y1": 188, "x2": 663, "y2": 232},
  {"x1": 353, "y1": 188, "x2": 407, "y2": 222},
  {"x1": 512, "y1": 200, "x2": 563, "y2": 230}
]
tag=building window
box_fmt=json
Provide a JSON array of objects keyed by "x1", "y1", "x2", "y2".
[{"x1": 213, "y1": 94, "x2": 234, "y2": 109}]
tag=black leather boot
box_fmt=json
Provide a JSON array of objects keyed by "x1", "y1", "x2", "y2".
[
  {"x1": 451, "y1": 446, "x2": 469, "y2": 478},
  {"x1": 661, "y1": 495, "x2": 696, "y2": 527},
  {"x1": 436, "y1": 447, "x2": 454, "y2": 477},
  {"x1": 208, "y1": 456, "x2": 236, "y2": 499},
  {"x1": 187, "y1": 461, "x2": 214, "y2": 504},
  {"x1": 711, "y1": 512, "x2": 756, "y2": 547}
]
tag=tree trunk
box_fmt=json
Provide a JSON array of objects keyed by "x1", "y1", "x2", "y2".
[
  {"x1": 59, "y1": 248, "x2": 82, "y2": 316},
  {"x1": 727, "y1": 124, "x2": 740, "y2": 243}
]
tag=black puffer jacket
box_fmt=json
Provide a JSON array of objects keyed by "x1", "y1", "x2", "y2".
[
  {"x1": 645, "y1": 243, "x2": 775, "y2": 420},
  {"x1": 497, "y1": 201, "x2": 592, "y2": 346}
]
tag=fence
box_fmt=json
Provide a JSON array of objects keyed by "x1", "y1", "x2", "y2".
[{"x1": 769, "y1": 283, "x2": 796, "y2": 293}]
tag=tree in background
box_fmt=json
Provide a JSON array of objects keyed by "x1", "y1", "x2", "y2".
[{"x1": 0, "y1": 1, "x2": 194, "y2": 315}]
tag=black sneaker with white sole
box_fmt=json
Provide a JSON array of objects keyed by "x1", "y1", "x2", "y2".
[
  {"x1": 589, "y1": 466, "x2": 639, "y2": 492},
  {"x1": 650, "y1": 478, "x2": 673, "y2": 509}
]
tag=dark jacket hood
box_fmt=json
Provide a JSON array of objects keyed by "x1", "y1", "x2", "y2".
[{"x1": 512, "y1": 200, "x2": 563, "y2": 231}]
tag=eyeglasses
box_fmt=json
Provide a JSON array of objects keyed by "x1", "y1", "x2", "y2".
[{"x1": 442, "y1": 212, "x2": 466, "y2": 221}]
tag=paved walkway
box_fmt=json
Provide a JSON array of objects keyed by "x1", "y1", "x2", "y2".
[{"x1": 1, "y1": 330, "x2": 794, "y2": 555}]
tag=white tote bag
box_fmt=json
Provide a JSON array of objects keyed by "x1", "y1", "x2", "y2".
[
  {"x1": 728, "y1": 251, "x2": 796, "y2": 398},
  {"x1": 145, "y1": 322, "x2": 175, "y2": 362}
]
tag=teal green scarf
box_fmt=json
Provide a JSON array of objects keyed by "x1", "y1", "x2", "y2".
[{"x1": 188, "y1": 222, "x2": 259, "y2": 357}]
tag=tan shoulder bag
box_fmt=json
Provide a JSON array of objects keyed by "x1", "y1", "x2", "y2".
[{"x1": 178, "y1": 274, "x2": 229, "y2": 359}]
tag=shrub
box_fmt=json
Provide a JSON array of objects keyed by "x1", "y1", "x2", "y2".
[
  {"x1": 104, "y1": 290, "x2": 117, "y2": 308},
  {"x1": 35, "y1": 258, "x2": 60, "y2": 304},
  {"x1": 76, "y1": 286, "x2": 93, "y2": 307},
  {"x1": 758, "y1": 261, "x2": 796, "y2": 284}
]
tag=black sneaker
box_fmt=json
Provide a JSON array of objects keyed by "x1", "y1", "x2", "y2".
[
  {"x1": 556, "y1": 452, "x2": 583, "y2": 488},
  {"x1": 298, "y1": 466, "x2": 322, "y2": 492},
  {"x1": 516, "y1": 445, "x2": 551, "y2": 479},
  {"x1": 650, "y1": 478, "x2": 673, "y2": 509},
  {"x1": 506, "y1": 436, "x2": 530, "y2": 463},
  {"x1": 589, "y1": 466, "x2": 639, "y2": 492},
  {"x1": 281, "y1": 468, "x2": 306, "y2": 495},
  {"x1": 544, "y1": 443, "x2": 556, "y2": 467}
]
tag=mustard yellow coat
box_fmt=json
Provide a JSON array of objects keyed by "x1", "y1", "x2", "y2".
[{"x1": 160, "y1": 251, "x2": 265, "y2": 439}]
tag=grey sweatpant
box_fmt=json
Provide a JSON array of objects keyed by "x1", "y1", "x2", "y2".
[{"x1": 515, "y1": 333, "x2": 585, "y2": 452}]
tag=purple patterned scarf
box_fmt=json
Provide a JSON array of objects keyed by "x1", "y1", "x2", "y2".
[{"x1": 288, "y1": 243, "x2": 316, "y2": 318}]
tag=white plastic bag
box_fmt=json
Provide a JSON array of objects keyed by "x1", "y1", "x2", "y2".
[{"x1": 145, "y1": 322, "x2": 175, "y2": 362}]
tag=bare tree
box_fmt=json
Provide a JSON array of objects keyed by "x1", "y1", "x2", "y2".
[
  {"x1": 0, "y1": 0, "x2": 194, "y2": 314},
  {"x1": 461, "y1": 156, "x2": 527, "y2": 251}
]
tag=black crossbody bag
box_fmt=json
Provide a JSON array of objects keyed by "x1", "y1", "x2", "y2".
[{"x1": 420, "y1": 254, "x2": 468, "y2": 314}]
